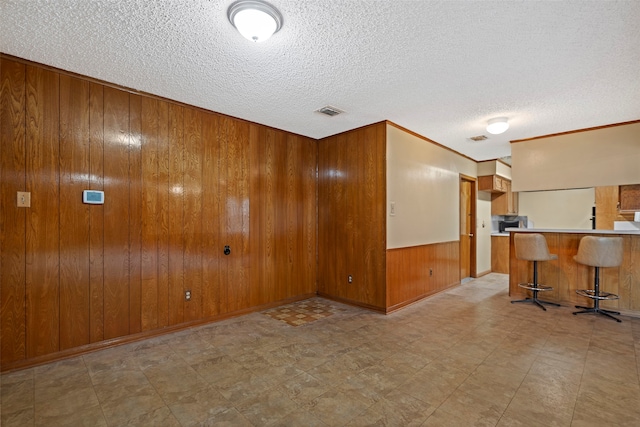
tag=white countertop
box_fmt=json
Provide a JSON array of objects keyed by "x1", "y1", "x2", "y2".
[
  {"x1": 491, "y1": 233, "x2": 510, "y2": 237},
  {"x1": 506, "y1": 227, "x2": 640, "y2": 235}
]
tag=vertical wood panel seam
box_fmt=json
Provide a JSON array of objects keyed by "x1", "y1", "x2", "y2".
[
  {"x1": 87, "y1": 80, "x2": 92, "y2": 341},
  {"x1": 21, "y1": 61, "x2": 28, "y2": 361},
  {"x1": 57, "y1": 72, "x2": 62, "y2": 351},
  {"x1": 101, "y1": 87, "x2": 105, "y2": 337}
]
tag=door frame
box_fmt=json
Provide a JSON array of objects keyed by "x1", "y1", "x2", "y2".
[{"x1": 459, "y1": 174, "x2": 477, "y2": 279}]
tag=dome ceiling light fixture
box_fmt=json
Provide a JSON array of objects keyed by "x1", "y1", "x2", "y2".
[
  {"x1": 486, "y1": 117, "x2": 509, "y2": 135},
  {"x1": 227, "y1": 0, "x2": 283, "y2": 43}
]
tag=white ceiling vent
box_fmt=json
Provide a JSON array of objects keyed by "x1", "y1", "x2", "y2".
[
  {"x1": 316, "y1": 106, "x2": 344, "y2": 117},
  {"x1": 468, "y1": 135, "x2": 488, "y2": 142}
]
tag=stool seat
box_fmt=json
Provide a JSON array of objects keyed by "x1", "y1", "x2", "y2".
[
  {"x1": 511, "y1": 233, "x2": 560, "y2": 311},
  {"x1": 573, "y1": 236, "x2": 623, "y2": 322}
]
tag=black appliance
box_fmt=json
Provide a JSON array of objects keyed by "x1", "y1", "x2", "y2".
[{"x1": 499, "y1": 220, "x2": 520, "y2": 233}]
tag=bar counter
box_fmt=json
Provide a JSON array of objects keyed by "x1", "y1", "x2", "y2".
[{"x1": 508, "y1": 228, "x2": 640, "y2": 318}]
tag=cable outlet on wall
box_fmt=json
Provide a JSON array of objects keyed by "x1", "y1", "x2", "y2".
[
  {"x1": 185, "y1": 290, "x2": 191, "y2": 301},
  {"x1": 348, "y1": 275, "x2": 353, "y2": 283}
]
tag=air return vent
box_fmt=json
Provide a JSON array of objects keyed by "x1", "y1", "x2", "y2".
[
  {"x1": 468, "y1": 135, "x2": 488, "y2": 142},
  {"x1": 316, "y1": 106, "x2": 344, "y2": 117}
]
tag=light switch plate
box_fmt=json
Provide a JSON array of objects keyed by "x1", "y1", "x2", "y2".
[{"x1": 17, "y1": 191, "x2": 31, "y2": 207}]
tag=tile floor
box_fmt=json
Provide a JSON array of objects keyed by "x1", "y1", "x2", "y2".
[{"x1": 1, "y1": 273, "x2": 640, "y2": 426}]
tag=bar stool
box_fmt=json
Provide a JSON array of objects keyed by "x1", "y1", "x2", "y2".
[
  {"x1": 573, "y1": 236, "x2": 623, "y2": 322},
  {"x1": 511, "y1": 233, "x2": 560, "y2": 311}
]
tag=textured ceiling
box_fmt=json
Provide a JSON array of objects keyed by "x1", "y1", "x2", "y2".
[{"x1": 2, "y1": 0, "x2": 639, "y2": 161}]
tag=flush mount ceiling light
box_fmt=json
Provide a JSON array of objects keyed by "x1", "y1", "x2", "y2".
[
  {"x1": 227, "y1": 0, "x2": 283, "y2": 43},
  {"x1": 486, "y1": 117, "x2": 509, "y2": 135}
]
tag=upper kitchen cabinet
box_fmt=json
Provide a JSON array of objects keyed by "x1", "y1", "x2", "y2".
[
  {"x1": 595, "y1": 184, "x2": 640, "y2": 229},
  {"x1": 478, "y1": 174, "x2": 507, "y2": 193},
  {"x1": 491, "y1": 180, "x2": 519, "y2": 215},
  {"x1": 619, "y1": 184, "x2": 640, "y2": 212}
]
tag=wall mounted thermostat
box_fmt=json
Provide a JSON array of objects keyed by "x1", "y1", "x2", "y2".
[{"x1": 83, "y1": 190, "x2": 104, "y2": 204}]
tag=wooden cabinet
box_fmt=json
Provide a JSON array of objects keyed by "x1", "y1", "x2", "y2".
[
  {"x1": 619, "y1": 184, "x2": 640, "y2": 212},
  {"x1": 491, "y1": 180, "x2": 518, "y2": 215},
  {"x1": 491, "y1": 236, "x2": 509, "y2": 274},
  {"x1": 595, "y1": 186, "x2": 619, "y2": 229},
  {"x1": 595, "y1": 185, "x2": 640, "y2": 229},
  {"x1": 478, "y1": 174, "x2": 518, "y2": 215},
  {"x1": 478, "y1": 174, "x2": 507, "y2": 193}
]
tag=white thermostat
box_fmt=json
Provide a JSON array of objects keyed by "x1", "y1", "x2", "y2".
[{"x1": 83, "y1": 190, "x2": 104, "y2": 204}]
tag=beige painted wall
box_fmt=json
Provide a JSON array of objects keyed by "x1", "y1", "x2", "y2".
[
  {"x1": 518, "y1": 188, "x2": 595, "y2": 229},
  {"x1": 478, "y1": 160, "x2": 512, "y2": 180},
  {"x1": 477, "y1": 160, "x2": 497, "y2": 177},
  {"x1": 511, "y1": 122, "x2": 640, "y2": 192},
  {"x1": 495, "y1": 161, "x2": 512, "y2": 180},
  {"x1": 476, "y1": 192, "x2": 492, "y2": 274},
  {"x1": 386, "y1": 124, "x2": 488, "y2": 248}
]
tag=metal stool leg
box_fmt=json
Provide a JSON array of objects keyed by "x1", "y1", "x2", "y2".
[
  {"x1": 511, "y1": 261, "x2": 560, "y2": 311},
  {"x1": 573, "y1": 267, "x2": 621, "y2": 322}
]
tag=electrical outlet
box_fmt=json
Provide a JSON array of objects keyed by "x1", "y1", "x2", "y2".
[
  {"x1": 185, "y1": 290, "x2": 191, "y2": 301},
  {"x1": 348, "y1": 275, "x2": 353, "y2": 283},
  {"x1": 390, "y1": 201, "x2": 396, "y2": 216},
  {"x1": 429, "y1": 268, "x2": 433, "y2": 277}
]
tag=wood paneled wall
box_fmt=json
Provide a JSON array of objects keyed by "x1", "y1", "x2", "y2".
[
  {"x1": 386, "y1": 241, "x2": 460, "y2": 312},
  {"x1": 0, "y1": 56, "x2": 317, "y2": 369},
  {"x1": 317, "y1": 123, "x2": 387, "y2": 310}
]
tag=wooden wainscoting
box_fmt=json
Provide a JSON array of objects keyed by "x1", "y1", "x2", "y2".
[
  {"x1": 0, "y1": 55, "x2": 317, "y2": 370},
  {"x1": 317, "y1": 123, "x2": 387, "y2": 311},
  {"x1": 386, "y1": 241, "x2": 460, "y2": 312}
]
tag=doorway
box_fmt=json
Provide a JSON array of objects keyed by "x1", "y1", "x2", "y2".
[{"x1": 459, "y1": 175, "x2": 477, "y2": 281}]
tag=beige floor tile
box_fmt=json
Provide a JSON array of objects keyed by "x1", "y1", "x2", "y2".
[
  {"x1": 167, "y1": 386, "x2": 233, "y2": 426},
  {"x1": 496, "y1": 410, "x2": 551, "y2": 426},
  {"x1": 114, "y1": 406, "x2": 180, "y2": 427},
  {"x1": 268, "y1": 407, "x2": 327, "y2": 427},
  {"x1": 143, "y1": 362, "x2": 210, "y2": 404},
  {"x1": 277, "y1": 372, "x2": 333, "y2": 405},
  {"x1": 379, "y1": 348, "x2": 432, "y2": 374},
  {"x1": 398, "y1": 362, "x2": 471, "y2": 407},
  {"x1": 347, "y1": 391, "x2": 434, "y2": 426},
  {"x1": 95, "y1": 381, "x2": 166, "y2": 426},
  {"x1": 480, "y1": 347, "x2": 538, "y2": 374},
  {"x1": 457, "y1": 363, "x2": 526, "y2": 408},
  {"x1": 33, "y1": 357, "x2": 86, "y2": 381},
  {"x1": 504, "y1": 377, "x2": 578, "y2": 426},
  {"x1": 4, "y1": 273, "x2": 640, "y2": 427},
  {"x1": 1, "y1": 372, "x2": 34, "y2": 414},
  {"x1": 430, "y1": 388, "x2": 505, "y2": 425},
  {"x1": 1, "y1": 407, "x2": 35, "y2": 427},
  {"x1": 35, "y1": 402, "x2": 107, "y2": 427},
  {"x1": 214, "y1": 368, "x2": 272, "y2": 404},
  {"x1": 200, "y1": 407, "x2": 253, "y2": 426},
  {"x1": 248, "y1": 362, "x2": 306, "y2": 388},
  {"x1": 236, "y1": 388, "x2": 299, "y2": 426},
  {"x1": 306, "y1": 389, "x2": 372, "y2": 427},
  {"x1": 573, "y1": 377, "x2": 640, "y2": 425},
  {"x1": 35, "y1": 370, "x2": 97, "y2": 407},
  {"x1": 190, "y1": 354, "x2": 247, "y2": 386}
]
